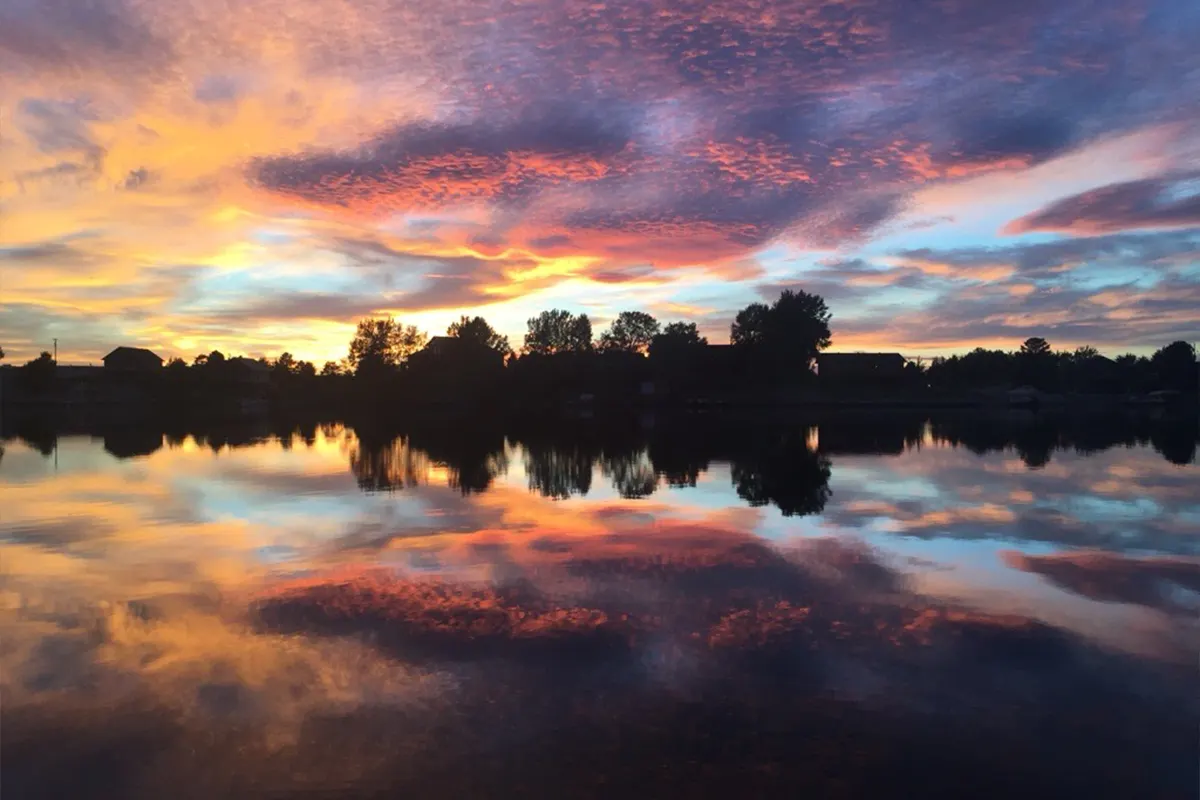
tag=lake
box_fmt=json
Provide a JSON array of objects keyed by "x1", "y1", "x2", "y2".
[{"x1": 1, "y1": 410, "x2": 1197, "y2": 798}]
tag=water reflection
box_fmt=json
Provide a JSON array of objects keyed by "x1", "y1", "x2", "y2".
[
  {"x1": 346, "y1": 432, "x2": 432, "y2": 492},
  {"x1": 1, "y1": 410, "x2": 1197, "y2": 798}
]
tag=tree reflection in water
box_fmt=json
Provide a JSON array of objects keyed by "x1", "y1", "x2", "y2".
[
  {"x1": 346, "y1": 433, "x2": 431, "y2": 493},
  {"x1": 523, "y1": 444, "x2": 595, "y2": 499},
  {"x1": 330, "y1": 410, "x2": 1195, "y2": 516},
  {"x1": 731, "y1": 432, "x2": 833, "y2": 516}
]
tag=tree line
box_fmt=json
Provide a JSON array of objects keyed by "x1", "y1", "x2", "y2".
[
  {"x1": 924, "y1": 337, "x2": 1198, "y2": 394},
  {"x1": 3, "y1": 287, "x2": 1196, "y2": 405},
  {"x1": 341, "y1": 289, "x2": 828, "y2": 369}
]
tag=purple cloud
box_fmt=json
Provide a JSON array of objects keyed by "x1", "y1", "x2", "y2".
[{"x1": 1006, "y1": 172, "x2": 1200, "y2": 235}]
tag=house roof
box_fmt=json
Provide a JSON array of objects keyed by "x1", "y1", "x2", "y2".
[
  {"x1": 817, "y1": 352, "x2": 905, "y2": 362},
  {"x1": 102, "y1": 346, "x2": 163, "y2": 362},
  {"x1": 228, "y1": 356, "x2": 269, "y2": 371}
]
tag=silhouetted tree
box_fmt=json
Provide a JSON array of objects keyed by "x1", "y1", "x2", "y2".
[
  {"x1": 1151, "y1": 341, "x2": 1198, "y2": 392},
  {"x1": 447, "y1": 315, "x2": 512, "y2": 357},
  {"x1": 1020, "y1": 337, "x2": 1051, "y2": 357},
  {"x1": 1017, "y1": 338, "x2": 1055, "y2": 389},
  {"x1": 163, "y1": 357, "x2": 189, "y2": 394},
  {"x1": 598, "y1": 311, "x2": 660, "y2": 354},
  {"x1": 274, "y1": 352, "x2": 297, "y2": 375},
  {"x1": 524, "y1": 310, "x2": 593, "y2": 355},
  {"x1": 730, "y1": 303, "x2": 769, "y2": 347},
  {"x1": 348, "y1": 316, "x2": 427, "y2": 376},
  {"x1": 22, "y1": 351, "x2": 56, "y2": 392},
  {"x1": 1058, "y1": 347, "x2": 1122, "y2": 393},
  {"x1": 768, "y1": 289, "x2": 832, "y2": 364},
  {"x1": 320, "y1": 361, "x2": 345, "y2": 376},
  {"x1": 0, "y1": 346, "x2": 5, "y2": 361},
  {"x1": 941, "y1": 349, "x2": 1021, "y2": 389},
  {"x1": 1114, "y1": 353, "x2": 1155, "y2": 393},
  {"x1": 651, "y1": 321, "x2": 707, "y2": 354},
  {"x1": 732, "y1": 292, "x2": 832, "y2": 359},
  {"x1": 731, "y1": 290, "x2": 831, "y2": 380}
]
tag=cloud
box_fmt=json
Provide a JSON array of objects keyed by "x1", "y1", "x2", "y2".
[
  {"x1": 1002, "y1": 550, "x2": 1200, "y2": 614},
  {"x1": 14, "y1": 98, "x2": 106, "y2": 177},
  {"x1": 250, "y1": 100, "x2": 638, "y2": 214},
  {"x1": 0, "y1": 0, "x2": 175, "y2": 77},
  {"x1": 814, "y1": 231, "x2": 1200, "y2": 352},
  {"x1": 894, "y1": 230, "x2": 1200, "y2": 281},
  {"x1": 244, "y1": 0, "x2": 1197, "y2": 266},
  {"x1": 1005, "y1": 172, "x2": 1200, "y2": 235},
  {"x1": 123, "y1": 167, "x2": 153, "y2": 189},
  {"x1": 199, "y1": 292, "x2": 388, "y2": 324}
]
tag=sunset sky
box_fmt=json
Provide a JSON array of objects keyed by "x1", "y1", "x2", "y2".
[{"x1": 2, "y1": 0, "x2": 1198, "y2": 365}]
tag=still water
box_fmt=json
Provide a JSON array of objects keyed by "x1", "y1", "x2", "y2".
[{"x1": 1, "y1": 412, "x2": 1197, "y2": 798}]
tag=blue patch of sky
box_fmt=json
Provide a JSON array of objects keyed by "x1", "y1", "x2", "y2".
[
  {"x1": 250, "y1": 228, "x2": 298, "y2": 246},
  {"x1": 172, "y1": 247, "x2": 399, "y2": 315}
]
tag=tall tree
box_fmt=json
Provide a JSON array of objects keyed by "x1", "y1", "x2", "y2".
[
  {"x1": 730, "y1": 303, "x2": 769, "y2": 347},
  {"x1": 650, "y1": 321, "x2": 707, "y2": 357},
  {"x1": 1017, "y1": 337, "x2": 1055, "y2": 389},
  {"x1": 22, "y1": 351, "x2": 56, "y2": 392},
  {"x1": 24, "y1": 351, "x2": 54, "y2": 367},
  {"x1": 731, "y1": 290, "x2": 832, "y2": 371},
  {"x1": 1151, "y1": 340, "x2": 1198, "y2": 392},
  {"x1": 598, "y1": 311, "x2": 660, "y2": 354},
  {"x1": 447, "y1": 315, "x2": 511, "y2": 356},
  {"x1": 765, "y1": 289, "x2": 832, "y2": 364},
  {"x1": 273, "y1": 352, "x2": 297, "y2": 375},
  {"x1": 320, "y1": 361, "x2": 345, "y2": 376},
  {"x1": 1020, "y1": 337, "x2": 1051, "y2": 357},
  {"x1": 524, "y1": 310, "x2": 593, "y2": 355},
  {"x1": 348, "y1": 316, "x2": 427, "y2": 375},
  {"x1": 567, "y1": 314, "x2": 593, "y2": 353}
]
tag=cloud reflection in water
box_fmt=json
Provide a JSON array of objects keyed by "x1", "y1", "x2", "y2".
[{"x1": 1, "y1": 412, "x2": 1197, "y2": 797}]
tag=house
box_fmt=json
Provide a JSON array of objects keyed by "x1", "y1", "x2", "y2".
[
  {"x1": 102, "y1": 346, "x2": 163, "y2": 371},
  {"x1": 226, "y1": 356, "x2": 270, "y2": 386},
  {"x1": 421, "y1": 336, "x2": 458, "y2": 358},
  {"x1": 815, "y1": 352, "x2": 908, "y2": 382},
  {"x1": 411, "y1": 336, "x2": 505, "y2": 370}
]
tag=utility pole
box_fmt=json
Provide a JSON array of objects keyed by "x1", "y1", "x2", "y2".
[{"x1": 53, "y1": 338, "x2": 58, "y2": 364}]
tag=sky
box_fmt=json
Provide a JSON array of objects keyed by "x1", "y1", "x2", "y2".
[{"x1": 2, "y1": 0, "x2": 1199, "y2": 365}]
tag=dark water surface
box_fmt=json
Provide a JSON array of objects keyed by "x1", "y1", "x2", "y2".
[{"x1": 2, "y1": 411, "x2": 1197, "y2": 798}]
